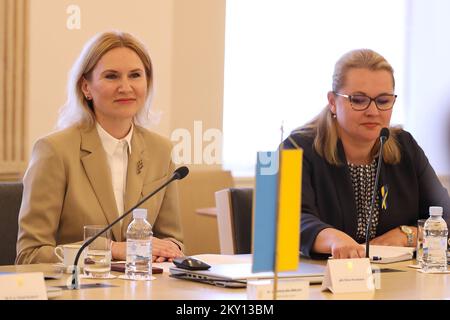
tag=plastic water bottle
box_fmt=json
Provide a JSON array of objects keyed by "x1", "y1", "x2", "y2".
[
  {"x1": 422, "y1": 206, "x2": 448, "y2": 272},
  {"x1": 126, "y1": 208, "x2": 153, "y2": 280}
]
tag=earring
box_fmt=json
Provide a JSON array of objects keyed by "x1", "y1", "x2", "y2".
[
  {"x1": 85, "y1": 95, "x2": 91, "y2": 100},
  {"x1": 332, "y1": 113, "x2": 337, "y2": 119}
]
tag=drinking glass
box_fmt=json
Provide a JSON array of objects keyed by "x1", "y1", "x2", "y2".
[{"x1": 83, "y1": 225, "x2": 111, "y2": 278}]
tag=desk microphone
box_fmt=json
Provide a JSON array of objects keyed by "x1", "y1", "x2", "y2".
[
  {"x1": 69, "y1": 166, "x2": 189, "y2": 289},
  {"x1": 365, "y1": 128, "x2": 390, "y2": 258}
]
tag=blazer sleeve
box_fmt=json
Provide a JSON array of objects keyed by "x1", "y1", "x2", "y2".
[
  {"x1": 406, "y1": 132, "x2": 450, "y2": 225},
  {"x1": 152, "y1": 160, "x2": 184, "y2": 252},
  {"x1": 283, "y1": 136, "x2": 334, "y2": 258},
  {"x1": 16, "y1": 138, "x2": 66, "y2": 264}
]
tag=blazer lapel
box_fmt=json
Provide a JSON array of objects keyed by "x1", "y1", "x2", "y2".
[
  {"x1": 80, "y1": 127, "x2": 122, "y2": 242},
  {"x1": 333, "y1": 140, "x2": 358, "y2": 238},
  {"x1": 121, "y1": 128, "x2": 147, "y2": 236}
]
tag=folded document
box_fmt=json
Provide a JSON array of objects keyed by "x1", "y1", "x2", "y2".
[{"x1": 364, "y1": 245, "x2": 415, "y2": 264}]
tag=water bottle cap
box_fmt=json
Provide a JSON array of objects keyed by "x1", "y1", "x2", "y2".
[
  {"x1": 133, "y1": 208, "x2": 147, "y2": 219},
  {"x1": 429, "y1": 206, "x2": 443, "y2": 216}
]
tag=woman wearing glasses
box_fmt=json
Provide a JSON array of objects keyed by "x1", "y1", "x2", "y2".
[{"x1": 284, "y1": 49, "x2": 450, "y2": 259}]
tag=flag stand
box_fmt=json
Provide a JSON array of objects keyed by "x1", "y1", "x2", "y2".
[
  {"x1": 272, "y1": 136, "x2": 283, "y2": 300},
  {"x1": 273, "y1": 223, "x2": 280, "y2": 300},
  {"x1": 272, "y1": 179, "x2": 281, "y2": 300},
  {"x1": 273, "y1": 265, "x2": 279, "y2": 300}
]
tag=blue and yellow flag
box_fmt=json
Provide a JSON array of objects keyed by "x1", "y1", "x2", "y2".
[{"x1": 252, "y1": 149, "x2": 302, "y2": 273}]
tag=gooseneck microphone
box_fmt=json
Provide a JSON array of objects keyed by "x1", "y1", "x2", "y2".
[
  {"x1": 69, "y1": 166, "x2": 189, "y2": 289},
  {"x1": 365, "y1": 128, "x2": 390, "y2": 258}
]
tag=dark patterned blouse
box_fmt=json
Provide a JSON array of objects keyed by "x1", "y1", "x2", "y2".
[{"x1": 348, "y1": 160, "x2": 380, "y2": 243}]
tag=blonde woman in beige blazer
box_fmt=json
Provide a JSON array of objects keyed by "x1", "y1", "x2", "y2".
[{"x1": 16, "y1": 31, "x2": 184, "y2": 264}]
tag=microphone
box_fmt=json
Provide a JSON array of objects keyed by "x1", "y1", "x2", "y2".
[
  {"x1": 365, "y1": 128, "x2": 390, "y2": 258},
  {"x1": 69, "y1": 166, "x2": 189, "y2": 289}
]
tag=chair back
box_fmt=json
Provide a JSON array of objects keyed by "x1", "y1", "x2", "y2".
[
  {"x1": 0, "y1": 182, "x2": 23, "y2": 265},
  {"x1": 178, "y1": 170, "x2": 234, "y2": 255},
  {"x1": 438, "y1": 175, "x2": 450, "y2": 196},
  {"x1": 215, "y1": 188, "x2": 253, "y2": 254}
]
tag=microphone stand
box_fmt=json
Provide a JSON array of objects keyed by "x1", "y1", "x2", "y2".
[
  {"x1": 365, "y1": 134, "x2": 388, "y2": 258},
  {"x1": 69, "y1": 167, "x2": 188, "y2": 289}
]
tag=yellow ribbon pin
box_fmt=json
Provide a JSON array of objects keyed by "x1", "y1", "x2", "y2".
[{"x1": 381, "y1": 185, "x2": 388, "y2": 210}]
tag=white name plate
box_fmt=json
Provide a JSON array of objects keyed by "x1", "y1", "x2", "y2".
[
  {"x1": 0, "y1": 272, "x2": 48, "y2": 300},
  {"x1": 247, "y1": 279, "x2": 309, "y2": 300},
  {"x1": 321, "y1": 258, "x2": 374, "y2": 294}
]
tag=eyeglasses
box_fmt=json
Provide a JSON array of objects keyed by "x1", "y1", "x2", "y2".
[{"x1": 334, "y1": 92, "x2": 397, "y2": 111}]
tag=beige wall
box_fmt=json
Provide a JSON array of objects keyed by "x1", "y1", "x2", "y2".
[
  {"x1": 28, "y1": 0, "x2": 226, "y2": 167},
  {"x1": 171, "y1": 0, "x2": 225, "y2": 171}
]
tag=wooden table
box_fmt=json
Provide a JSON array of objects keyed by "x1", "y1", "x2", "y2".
[{"x1": 1, "y1": 257, "x2": 450, "y2": 300}]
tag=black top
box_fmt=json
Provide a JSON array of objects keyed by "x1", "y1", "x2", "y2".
[{"x1": 283, "y1": 129, "x2": 450, "y2": 258}]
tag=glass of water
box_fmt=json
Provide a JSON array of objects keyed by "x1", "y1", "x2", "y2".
[
  {"x1": 83, "y1": 225, "x2": 111, "y2": 278},
  {"x1": 416, "y1": 219, "x2": 426, "y2": 266}
]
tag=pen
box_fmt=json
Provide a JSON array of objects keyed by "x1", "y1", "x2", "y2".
[{"x1": 372, "y1": 256, "x2": 382, "y2": 261}]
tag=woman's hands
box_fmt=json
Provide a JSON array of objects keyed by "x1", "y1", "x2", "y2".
[
  {"x1": 328, "y1": 235, "x2": 366, "y2": 259},
  {"x1": 313, "y1": 226, "x2": 418, "y2": 259},
  {"x1": 152, "y1": 237, "x2": 184, "y2": 262},
  {"x1": 111, "y1": 237, "x2": 184, "y2": 262},
  {"x1": 313, "y1": 228, "x2": 366, "y2": 259},
  {"x1": 370, "y1": 226, "x2": 417, "y2": 247}
]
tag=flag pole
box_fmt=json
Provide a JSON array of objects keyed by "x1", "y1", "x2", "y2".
[
  {"x1": 272, "y1": 121, "x2": 285, "y2": 300},
  {"x1": 273, "y1": 151, "x2": 281, "y2": 300}
]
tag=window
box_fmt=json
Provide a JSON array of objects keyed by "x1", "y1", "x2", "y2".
[{"x1": 223, "y1": 0, "x2": 406, "y2": 176}]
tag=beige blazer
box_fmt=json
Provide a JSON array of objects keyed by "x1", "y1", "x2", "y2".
[{"x1": 16, "y1": 125, "x2": 183, "y2": 264}]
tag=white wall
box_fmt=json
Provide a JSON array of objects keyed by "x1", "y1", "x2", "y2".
[{"x1": 405, "y1": 0, "x2": 450, "y2": 175}]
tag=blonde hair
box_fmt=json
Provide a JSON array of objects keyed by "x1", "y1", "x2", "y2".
[
  {"x1": 57, "y1": 31, "x2": 154, "y2": 129},
  {"x1": 294, "y1": 49, "x2": 401, "y2": 165}
]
